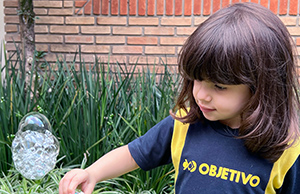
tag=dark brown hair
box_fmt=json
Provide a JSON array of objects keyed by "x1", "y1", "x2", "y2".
[{"x1": 172, "y1": 2, "x2": 300, "y2": 162}]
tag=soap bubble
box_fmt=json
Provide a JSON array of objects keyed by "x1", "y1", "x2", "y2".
[{"x1": 11, "y1": 112, "x2": 59, "y2": 180}]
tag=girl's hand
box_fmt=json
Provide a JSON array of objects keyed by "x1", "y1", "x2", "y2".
[
  {"x1": 59, "y1": 168, "x2": 96, "y2": 194},
  {"x1": 59, "y1": 145, "x2": 138, "y2": 194}
]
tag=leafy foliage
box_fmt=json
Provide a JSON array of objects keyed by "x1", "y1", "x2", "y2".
[{"x1": 0, "y1": 49, "x2": 180, "y2": 193}]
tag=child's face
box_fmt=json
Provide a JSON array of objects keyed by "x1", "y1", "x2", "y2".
[{"x1": 193, "y1": 80, "x2": 251, "y2": 128}]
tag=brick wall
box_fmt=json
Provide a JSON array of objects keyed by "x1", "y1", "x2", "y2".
[{"x1": 3, "y1": 0, "x2": 300, "y2": 69}]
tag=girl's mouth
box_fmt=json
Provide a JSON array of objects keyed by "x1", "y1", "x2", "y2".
[{"x1": 199, "y1": 105, "x2": 215, "y2": 113}]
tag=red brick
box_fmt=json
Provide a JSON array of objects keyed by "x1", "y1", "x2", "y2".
[
  {"x1": 161, "y1": 18, "x2": 191, "y2": 26},
  {"x1": 36, "y1": 44, "x2": 48, "y2": 52},
  {"x1": 203, "y1": 0, "x2": 211, "y2": 15},
  {"x1": 148, "y1": 0, "x2": 155, "y2": 15},
  {"x1": 129, "y1": 56, "x2": 160, "y2": 65},
  {"x1": 177, "y1": 46, "x2": 182, "y2": 54},
  {"x1": 5, "y1": 25, "x2": 18, "y2": 33},
  {"x1": 296, "y1": 38, "x2": 300, "y2": 46},
  {"x1": 287, "y1": 27, "x2": 300, "y2": 35},
  {"x1": 222, "y1": 0, "x2": 230, "y2": 8},
  {"x1": 113, "y1": 27, "x2": 142, "y2": 35},
  {"x1": 194, "y1": 0, "x2": 201, "y2": 15},
  {"x1": 279, "y1": 0, "x2": 288, "y2": 15},
  {"x1": 175, "y1": 0, "x2": 182, "y2": 16},
  {"x1": 75, "y1": 1, "x2": 87, "y2": 8},
  {"x1": 49, "y1": 9, "x2": 73, "y2": 16},
  {"x1": 34, "y1": 8, "x2": 48, "y2": 15},
  {"x1": 160, "y1": 37, "x2": 187, "y2": 45},
  {"x1": 97, "y1": 55, "x2": 127, "y2": 65},
  {"x1": 231, "y1": 0, "x2": 239, "y2": 3},
  {"x1": 120, "y1": 0, "x2": 127, "y2": 15},
  {"x1": 102, "y1": 0, "x2": 109, "y2": 15},
  {"x1": 213, "y1": 0, "x2": 221, "y2": 13},
  {"x1": 260, "y1": 0, "x2": 268, "y2": 8},
  {"x1": 280, "y1": 17, "x2": 297, "y2": 26},
  {"x1": 128, "y1": 64, "x2": 166, "y2": 73},
  {"x1": 6, "y1": 44, "x2": 19, "y2": 51},
  {"x1": 184, "y1": 0, "x2": 192, "y2": 16},
  {"x1": 36, "y1": 16, "x2": 64, "y2": 24},
  {"x1": 111, "y1": 0, "x2": 119, "y2": 15},
  {"x1": 162, "y1": 57, "x2": 178, "y2": 66},
  {"x1": 157, "y1": 0, "x2": 164, "y2": 15},
  {"x1": 96, "y1": 36, "x2": 125, "y2": 44},
  {"x1": 66, "y1": 17, "x2": 94, "y2": 25},
  {"x1": 129, "y1": 0, "x2": 137, "y2": 15},
  {"x1": 94, "y1": 0, "x2": 101, "y2": 15},
  {"x1": 84, "y1": 0, "x2": 92, "y2": 15},
  {"x1": 132, "y1": 56, "x2": 177, "y2": 66},
  {"x1": 35, "y1": 25, "x2": 48, "y2": 33},
  {"x1": 34, "y1": 1, "x2": 62, "y2": 8},
  {"x1": 64, "y1": 1, "x2": 74, "y2": 8},
  {"x1": 3, "y1": 1, "x2": 18, "y2": 7},
  {"x1": 129, "y1": 18, "x2": 159, "y2": 25},
  {"x1": 4, "y1": 16, "x2": 19, "y2": 24},
  {"x1": 76, "y1": 9, "x2": 83, "y2": 15},
  {"x1": 289, "y1": 0, "x2": 298, "y2": 15},
  {"x1": 113, "y1": 46, "x2": 143, "y2": 54},
  {"x1": 97, "y1": 17, "x2": 126, "y2": 25},
  {"x1": 81, "y1": 45, "x2": 110, "y2": 53},
  {"x1": 144, "y1": 27, "x2": 174, "y2": 35},
  {"x1": 43, "y1": 54, "x2": 61, "y2": 64},
  {"x1": 4, "y1": 8, "x2": 17, "y2": 15},
  {"x1": 270, "y1": 0, "x2": 278, "y2": 14},
  {"x1": 166, "y1": 0, "x2": 174, "y2": 15},
  {"x1": 51, "y1": 45, "x2": 78, "y2": 53},
  {"x1": 138, "y1": 0, "x2": 146, "y2": 15},
  {"x1": 194, "y1": 17, "x2": 208, "y2": 25},
  {"x1": 145, "y1": 46, "x2": 175, "y2": 55},
  {"x1": 127, "y1": 37, "x2": 158, "y2": 45},
  {"x1": 65, "y1": 35, "x2": 94, "y2": 44},
  {"x1": 65, "y1": 54, "x2": 95, "y2": 64},
  {"x1": 50, "y1": 26, "x2": 79, "y2": 34},
  {"x1": 5, "y1": 44, "x2": 18, "y2": 52},
  {"x1": 129, "y1": 56, "x2": 177, "y2": 67},
  {"x1": 177, "y1": 27, "x2": 196, "y2": 35},
  {"x1": 36, "y1": 35, "x2": 63, "y2": 43},
  {"x1": 81, "y1": 26, "x2": 110, "y2": 34}
]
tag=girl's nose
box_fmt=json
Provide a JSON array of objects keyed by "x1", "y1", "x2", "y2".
[
  {"x1": 197, "y1": 92, "x2": 212, "y2": 103},
  {"x1": 195, "y1": 84, "x2": 212, "y2": 103}
]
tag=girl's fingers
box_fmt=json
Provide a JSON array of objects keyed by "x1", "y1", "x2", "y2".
[
  {"x1": 68, "y1": 173, "x2": 86, "y2": 193},
  {"x1": 59, "y1": 169, "x2": 87, "y2": 194},
  {"x1": 80, "y1": 175, "x2": 97, "y2": 194}
]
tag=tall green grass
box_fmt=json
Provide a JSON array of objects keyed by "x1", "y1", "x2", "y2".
[{"x1": 0, "y1": 49, "x2": 180, "y2": 193}]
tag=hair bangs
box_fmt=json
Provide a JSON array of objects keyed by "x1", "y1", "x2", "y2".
[
  {"x1": 194, "y1": 40, "x2": 250, "y2": 86},
  {"x1": 179, "y1": 7, "x2": 257, "y2": 86}
]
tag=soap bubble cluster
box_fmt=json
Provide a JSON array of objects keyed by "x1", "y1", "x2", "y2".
[{"x1": 11, "y1": 112, "x2": 59, "y2": 180}]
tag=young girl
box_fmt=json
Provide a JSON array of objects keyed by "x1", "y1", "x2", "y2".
[{"x1": 59, "y1": 2, "x2": 300, "y2": 194}]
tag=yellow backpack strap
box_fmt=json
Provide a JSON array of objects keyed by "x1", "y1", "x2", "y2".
[
  {"x1": 265, "y1": 140, "x2": 300, "y2": 193},
  {"x1": 171, "y1": 109, "x2": 190, "y2": 186}
]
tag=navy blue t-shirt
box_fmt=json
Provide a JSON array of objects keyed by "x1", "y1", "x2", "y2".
[{"x1": 128, "y1": 115, "x2": 300, "y2": 193}]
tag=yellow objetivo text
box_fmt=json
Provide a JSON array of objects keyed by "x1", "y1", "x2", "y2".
[{"x1": 183, "y1": 160, "x2": 260, "y2": 188}]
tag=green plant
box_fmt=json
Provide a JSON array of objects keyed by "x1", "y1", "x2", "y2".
[
  {"x1": 0, "y1": 166, "x2": 68, "y2": 193},
  {"x1": 1, "y1": 47, "x2": 180, "y2": 192}
]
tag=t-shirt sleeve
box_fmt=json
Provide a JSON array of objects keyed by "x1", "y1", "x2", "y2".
[
  {"x1": 277, "y1": 156, "x2": 300, "y2": 193},
  {"x1": 128, "y1": 115, "x2": 174, "y2": 171}
]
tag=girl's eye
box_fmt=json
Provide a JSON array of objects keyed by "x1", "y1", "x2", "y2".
[{"x1": 214, "y1": 84, "x2": 227, "y2": 90}]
